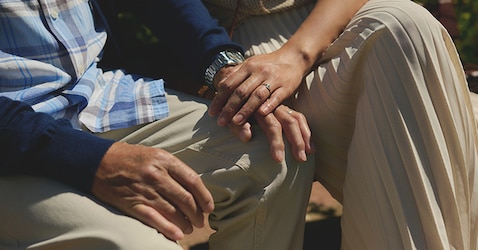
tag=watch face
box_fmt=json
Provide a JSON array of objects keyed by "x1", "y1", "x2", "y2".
[
  {"x1": 217, "y1": 53, "x2": 232, "y2": 65},
  {"x1": 217, "y1": 50, "x2": 243, "y2": 67},
  {"x1": 225, "y1": 50, "x2": 235, "y2": 58},
  {"x1": 224, "y1": 50, "x2": 244, "y2": 63}
]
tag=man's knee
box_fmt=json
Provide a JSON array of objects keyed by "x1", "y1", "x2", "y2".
[{"x1": 0, "y1": 176, "x2": 181, "y2": 250}]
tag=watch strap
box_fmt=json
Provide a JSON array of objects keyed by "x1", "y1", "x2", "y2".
[{"x1": 204, "y1": 49, "x2": 244, "y2": 91}]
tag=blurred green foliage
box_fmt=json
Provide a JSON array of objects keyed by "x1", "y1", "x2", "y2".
[
  {"x1": 415, "y1": 0, "x2": 478, "y2": 66},
  {"x1": 116, "y1": 12, "x2": 158, "y2": 47},
  {"x1": 454, "y1": 0, "x2": 478, "y2": 66}
]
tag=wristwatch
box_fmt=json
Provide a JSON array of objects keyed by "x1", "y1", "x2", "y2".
[{"x1": 204, "y1": 49, "x2": 244, "y2": 92}]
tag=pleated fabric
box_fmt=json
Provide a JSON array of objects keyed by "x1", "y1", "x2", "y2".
[{"x1": 230, "y1": 0, "x2": 478, "y2": 249}]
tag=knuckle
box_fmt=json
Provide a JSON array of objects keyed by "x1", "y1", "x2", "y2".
[
  {"x1": 242, "y1": 59, "x2": 255, "y2": 69},
  {"x1": 186, "y1": 172, "x2": 202, "y2": 186},
  {"x1": 142, "y1": 208, "x2": 159, "y2": 220},
  {"x1": 268, "y1": 118, "x2": 282, "y2": 130},
  {"x1": 177, "y1": 190, "x2": 194, "y2": 207},
  {"x1": 161, "y1": 203, "x2": 178, "y2": 216},
  {"x1": 254, "y1": 88, "x2": 270, "y2": 99},
  {"x1": 216, "y1": 79, "x2": 230, "y2": 90},
  {"x1": 222, "y1": 104, "x2": 236, "y2": 113},
  {"x1": 233, "y1": 87, "x2": 248, "y2": 100},
  {"x1": 142, "y1": 166, "x2": 163, "y2": 182},
  {"x1": 259, "y1": 66, "x2": 272, "y2": 75},
  {"x1": 284, "y1": 116, "x2": 299, "y2": 127},
  {"x1": 296, "y1": 112, "x2": 306, "y2": 121},
  {"x1": 241, "y1": 106, "x2": 254, "y2": 116}
]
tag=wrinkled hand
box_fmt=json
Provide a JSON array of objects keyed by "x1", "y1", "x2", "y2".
[
  {"x1": 91, "y1": 142, "x2": 214, "y2": 241},
  {"x1": 209, "y1": 50, "x2": 306, "y2": 127},
  {"x1": 228, "y1": 104, "x2": 313, "y2": 162}
]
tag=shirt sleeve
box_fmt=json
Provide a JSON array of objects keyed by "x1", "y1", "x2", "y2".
[{"x1": 0, "y1": 97, "x2": 115, "y2": 193}]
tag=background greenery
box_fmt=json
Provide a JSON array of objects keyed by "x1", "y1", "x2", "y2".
[
  {"x1": 415, "y1": 0, "x2": 478, "y2": 66},
  {"x1": 454, "y1": 0, "x2": 478, "y2": 66}
]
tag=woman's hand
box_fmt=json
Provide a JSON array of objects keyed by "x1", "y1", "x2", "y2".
[
  {"x1": 207, "y1": 0, "x2": 367, "y2": 128},
  {"x1": 209, "y1": 49, "x2": 307, "y2": 127}
]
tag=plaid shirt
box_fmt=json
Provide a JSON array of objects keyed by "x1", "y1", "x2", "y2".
[{"x1": 0, "y1": 0, "x2": 168, "y2": 132}]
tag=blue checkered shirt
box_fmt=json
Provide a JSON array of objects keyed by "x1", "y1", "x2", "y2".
[{"x1": 0, "y1": 0, "x2": 168, "y2": 132}]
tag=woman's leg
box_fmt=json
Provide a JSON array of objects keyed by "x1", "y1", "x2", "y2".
[
  {"x1": 299, "y1": 1, "x2": 478, "y2": 248},
  {"x1": 232, "y1": 0, "x2": 478, "y2": 248}
]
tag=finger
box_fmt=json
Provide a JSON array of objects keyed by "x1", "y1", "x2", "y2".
[
  {"x1": 216, "y1": 93, "x2": 244, "y2": 127},
  {"x1": 130, "y1": 203, "x2": 185, "y2": 241},
  {"x1": 127, "y1": 176, "x2": 195, "y2": 234},
  {"x1": 138, "y1": 156, "x2": 209, "y2": 229},
  {"x1": 166, "y1": 159, "x2": 214, "y2": 221},
  {"x1": 293, "y1": 109, "x2": 314, "y2": 154},
  {"x1": 208, "y1": 65, "x2": 245, "y2": 117},
  {"x1": 157, "y1": 176, "x2": 207, "y2": 230},
  {"x1": 259, "y1": 89, "x2": 285, "y2": 116},
  {"x1": 209, "y1": 84, "x2": 234, "y2": 118},
  {"x1": 275, "y1": 106, "x2": 307, "y2": 162},
  {"x1": 254, "y1": 112, "x2": 285, "y2": 162},
  {"x1": 228, "y1": 122, "x2": 253, "y2": 143},
  {"x1": 216, "y1": 72, "x2": 266, "y2": 127},
  {"x1": 232, "y1": 82, "x2": 272, "y2": 126}
]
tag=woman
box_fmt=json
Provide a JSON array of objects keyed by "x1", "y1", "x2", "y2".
[{"x1": 204, "y1": 0, "x2": 478, "y2": 248}]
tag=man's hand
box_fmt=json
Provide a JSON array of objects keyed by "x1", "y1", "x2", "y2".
[
  {"x1": 228, "y1": 104, "x2": 313, "y2": 162},
  {"x1": 91, "y1": 142, "x2": 214, "y2": 241}
]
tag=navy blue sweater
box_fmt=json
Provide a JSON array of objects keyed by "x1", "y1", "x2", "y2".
[{"x1": 0, "y1": 0, "x2": 241, "y2": 193}]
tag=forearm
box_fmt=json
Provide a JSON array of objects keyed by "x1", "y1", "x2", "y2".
[
  {"x1": 0, "y1": 97, "x2": 114, "y2": 192},
  {"x1": 279, "y1": 0, "x2": 367, "y2": 76}
]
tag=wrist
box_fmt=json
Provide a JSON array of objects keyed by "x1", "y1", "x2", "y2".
[
  {"x1": 279, "y1": 43, "x2": 319, "y2": 76},
  {"x1": 204, "y1": 49, "x2": 244, "y2": 92}
]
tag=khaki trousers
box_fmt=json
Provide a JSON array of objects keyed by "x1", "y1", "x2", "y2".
[
  {"x1": 228, "y1": 0, "x2": 478, "y2": 249},
  {"x1": 0, "y1": 90, "x2": 314, "y2": 250}
]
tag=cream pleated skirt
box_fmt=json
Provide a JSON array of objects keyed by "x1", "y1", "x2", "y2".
[{"x1": 229, "y1": 0, "x2": 478, "y2": 249}]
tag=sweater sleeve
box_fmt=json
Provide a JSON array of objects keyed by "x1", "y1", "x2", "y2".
[
  {"x1": 0, "y1": 97, "x2": 115, "y2": 193},
  {"x1": 127, "y1": 0, "x2": 244, "y2": 83}
]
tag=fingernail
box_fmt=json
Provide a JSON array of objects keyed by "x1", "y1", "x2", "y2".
[
  {"x1": 217, "y1": 116, "x2": 226, "y2": 127},
  {"x1": 299, "y1": 150, "x2": 307, "y2": 162},
  {"x1": 233, "y1": 114, "x2": 244, "y2": 124},
  {"x1": 173, "y1": 230, "x2": 184, "y2": 240},
  {"x1": 206, "y1": 201, "x2": 214, "y2": 212},
  {"x1": 275, "y1": 150, "x2": 284, "y2": 162}
]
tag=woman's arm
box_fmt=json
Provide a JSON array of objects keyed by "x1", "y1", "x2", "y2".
[
  {"x1": 281, "y1": 0, "x2": 368, "y2": 76},
  {"x1": 209, "y1": 0, "x2": 368, "y2": 126}
]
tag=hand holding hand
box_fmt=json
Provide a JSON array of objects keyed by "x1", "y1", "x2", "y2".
[
  {"x1": 228, "y1": 105, "x2": 313, "y2": 162},
  {"x1": 91, "y1": 142, "x2": 214, "y2": 241},
  {"x1": 209, "y1": 49, "x2": 308, "y2": 127}
]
